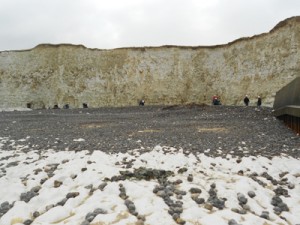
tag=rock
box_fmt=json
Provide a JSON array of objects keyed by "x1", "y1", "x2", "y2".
[
  {"x1": 287, "y1": 183, "x2": 295, "y2": 189},
  {"x1": 66, "y1": 192, "x2": 80, "y2": 199},
  {"x1": 208, "y1": 197, "x2": 225, "y2": 209},
  {"x1": 237, "y1": 193, "x2": 248, "y2": 205},
  {"x1": 0, "y1": 201, "x2": 13, "y2": 216},
  {"x1": 260, "y1": 211, "x2": 270, "y2": 220},
  {"x1": 136, "y1": 220, "x2": 144, "y2": 225},
  {"x1": 57, "y1": 198, "x2": 68, "y2": 206},
  {"x1": 23, "y1": 219, "x2": 33, "y2": 225},
  {"x1": 31, "y1": 186, "x2": 41, "y2": 193},
  {"x1": 176, "y1": 218, "x2": 186, "y2": 224},
  {"x1": 119, "y1": 192, "x2": 128, "y2": 200},
  {"x1": 187, "y1": 174, "x2": 193, "y2": 182},
  {"x1": 40, "y1": 178, "x2": 47, "y2": 184},
  {"x1": 189, "y1": 187, "x2": 202, "y2": 194},
  {"x1": 98, "y1": 182, "x2": 107, "y2": 191},
  {"x1": 242, "y1": 204, "x2": 250, "y2": 211},
  {"x1": 210, "y1": 183, "x2": 216, "y2": 189},
  {"x1": 20, "y1": 191, "x2": 38, "y2": 203},
  {"x1": 177, "y1": 167, "x2": 188, "y2": 174},
  {"x1": 236, "y1": 158, "x2": 242, "y2": 163},
  {"x1": 81, "y1": 220, "x2": 90, "y2": 225},
  {"x1": 228, "y1": 219, "x2": 241, "y2": 225},
  {"x1": 204, "y1": 203, "x2": 213, "y2": 210},
  {"x1": 173, "y1": 179, "x2": 183, "y2": 185},
  {"x1": 85, "y1": 184, "x2": 93, "y2": 189},
  {"x1": 156, "y1": 190, "x2": 167, "y2": 198},
  {"x1": 94, "y1": 208, "x2": 107, "y2": 214},
  {"x1": 45, "y1": 204, "x2": 54, "y2": 211},
  {"x1": 54, "y1": 180, "x2": 63, "y2": 188},
  {"x1": 194, "y1": 197, "x2": 205, "y2": 204},
  {"x1": 172, "y1": 213, "x2": 180, "y2": 220},
  {"x1": 33, "y1": 211, "x2": 40, "y2": 218},
  {"x1": 247, "y1": 191, "x2": 256, "y2": 198},
  {"x1": 6, "y1": 161, "x2": 19, "y2": 167},
  {"x1": 85, "y1": 212, "x2": 96, "y2": 222},
  {"x1": 271, "y1": 196, "x2": 283, "y2": 206}
]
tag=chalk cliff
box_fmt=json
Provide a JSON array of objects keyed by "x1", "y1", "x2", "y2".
[{"x1": 0, "y1": 16, "x2": 299, "y2": 109}]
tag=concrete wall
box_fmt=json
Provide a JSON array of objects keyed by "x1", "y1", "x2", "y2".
[
  {"x1": 274, "y1": 77, "x2": 300, "y2": 110},
  {"x1": 0, "y1": 17, "x2": 300, "y2": 109}
]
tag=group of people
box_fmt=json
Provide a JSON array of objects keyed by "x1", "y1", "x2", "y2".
[
  {"x1": 211, "y1": 95, "x2": 262, "y2": 107},
  {"x1": 244, "y1": 95, "x2": 262, "y2": 107}
]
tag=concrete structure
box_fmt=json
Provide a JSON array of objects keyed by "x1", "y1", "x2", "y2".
[
  {"x1": 273, "y1": 77, "x2": 300, "y2": 133},
  {"x1": 0, "y1": 16, "x2": 300, "y2": 109}
]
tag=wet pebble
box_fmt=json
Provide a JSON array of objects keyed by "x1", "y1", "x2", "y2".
[
  {"x1": 228, "y1": 219, "x2": 241, "y2": 225},
  {"x1": 23, "y1": 219, "x2": 33, "y2": 225},
  {"x1": 0, "y1": 201, "x2": 13, "y2": 217},
  {"x1": 274, "y1": 186, "x2": 289, "y2": 197},
  {"x1": 54, "y1": 180, "x2": 63, "y2": 188},
  {"x1": 187, "y1": 174, "x2": 193, "y2": 182},
  {"x1": 189, "y1": 187, "x2": 202, "y2": 194},
  {"x1": 247, "y1": 191, "x2": 256, "y2": 198},
  {"x1": 260, "y1": 210, "x2": 270, "y2": 220},
  {"x1": 237, "y1": 193, "x2": 248, "y2": 205},
  {"x1": 20, "y1": 190, "x2": 38, "y2": 203},
  {"x1": 98, "y1": 182, "x2": 107, "y2": 191}
]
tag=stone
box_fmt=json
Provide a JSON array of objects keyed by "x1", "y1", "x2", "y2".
[
  {"x1": 54, "y1": 180, "x2": 63, "y2": 188},
  {"x1": 228, "y1": 219, "x2": 238, "y2": 225},
  {"x1": 33, "y1": 211, "x2": 40, "y2": 218},
  {"x1": 176, "y1": 218, "x2": 186, "y2": 224},
  {"x1": 81, "y1": 220, "x2": 90, "y2": 225},
  {"x1": 98, "y1": 182, "x2": 107, "y2": 191},
  {"x1": 85, "y1": 212, "x2": 96, "y2": 222},
  {"x1": 194, "y1": 197, "x2": 205, "y2": 204},
  {"x1": 189, "y1": 187, "x2": 202, "y2": 194},
  {"x1": 177, "y1": 168, "x2": 188, "y2": 174},
  {"x1": 204, "y1": 203, "x2": 213, "y2": 210},
  {"x1": 20, "y1": 191, "x2": 38, "y2": 203},
  {"x1": 31, "y1": 186, "x2": 41, "y2": 193},
  {"x1": 93, "y1": 208, "x2": 107, "y2": 214},
  {"x1": 287, "y1": 183, "x2": 295, "y2": 189},
  {"x1": 23, "y1": 219, "x2": 33, "y2": 225},
  {"x1": 247, "y1": 191, "x2": 256, "y2": 198},
  {"x1": 57, "y1": 198, "x2": 68, "y2": 206},
  {"x1": 237, "y1": 193, "x2": 248, "y2": 205},
  {"x1": 45, "y1": 204, "x2": 54, "y2": 211},
  {"x1": 260, "y1": 211, "x2": 270, "y2": 220},
  {"x1": 187, "y1": 174, "x2": 193, "y2": 182}
]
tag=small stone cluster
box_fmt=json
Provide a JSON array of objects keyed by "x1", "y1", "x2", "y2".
[
  {"x1": 80, "y1": 208, "x2": 108, "y2": 225},
  {"x1": 20, "y1": 186, "x2": 41, "y2": 203},
  {"x1": 0, "y1": 202, "x2": 13, "y2": 218},
  {"x1": 118, "y1": 183, "x2": 146, "y2": 225},
  {"x1": 153, "y1": 178, "x2": 186, "y2": 224},
  {"x1": 206, "y1": 183, "x2": 226, "y2": 210},
  {"x1": 105, "y1": 167, "x2": 174, "y2": 182}
]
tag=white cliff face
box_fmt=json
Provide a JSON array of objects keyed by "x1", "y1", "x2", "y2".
[{"x1": 0, "y1": 17, "x2": 299, "y2": 109}]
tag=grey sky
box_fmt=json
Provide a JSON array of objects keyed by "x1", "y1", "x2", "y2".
[{"x1": 0, "y1": 0, "x2": 299, "y2": 51}]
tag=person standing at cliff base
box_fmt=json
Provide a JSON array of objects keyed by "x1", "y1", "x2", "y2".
[
  {"x1": 139, "y1": 99, "x2": 145, "y2": 106},
  {"x1": 243, "y1": 95, "x2": 250, "y2": 106},
  {"x1": 257, "y1": 96, "x2": 262, "y2": 108}
]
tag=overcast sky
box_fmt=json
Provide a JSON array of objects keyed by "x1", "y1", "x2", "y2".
[{"x1": 0, "y1": 0, "x2": 299, "y2": 51}]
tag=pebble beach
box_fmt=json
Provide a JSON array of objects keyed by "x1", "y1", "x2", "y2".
[{"x1": 0, "y1": 105, "x2": 299, "y2": 225}]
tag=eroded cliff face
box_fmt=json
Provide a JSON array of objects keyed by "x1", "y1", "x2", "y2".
[{"x1": 0, "y1": 17, "x2": 299, "y2": 109}]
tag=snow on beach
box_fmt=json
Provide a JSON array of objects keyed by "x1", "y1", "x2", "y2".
[{"x1": 0, "y1": 137, "x2": 300, "y2": 225}]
